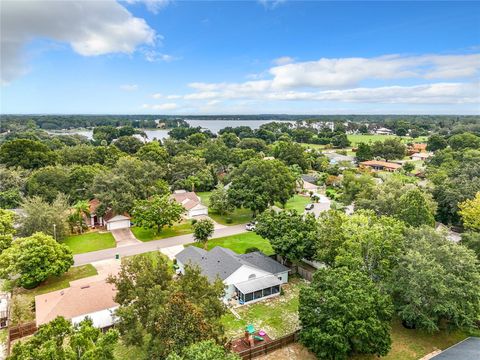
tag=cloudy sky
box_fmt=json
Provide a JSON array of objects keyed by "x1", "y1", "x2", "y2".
[{"x1": 1, "y1": 0, "x2": 479, "y2": 114}]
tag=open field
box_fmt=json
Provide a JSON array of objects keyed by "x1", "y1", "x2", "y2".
[
  {"x1": 131, "y1": 222, "x2": 193, "y2": 242},
  {"x1": 192, "y1": 231, "x2": 274, "y2": 255},
  {"x1": 63, "y1": 231, "x2": 116, "y2": 254},
  {"x1": 347, "y1": 134, "x2": 428, "y2": 146}
]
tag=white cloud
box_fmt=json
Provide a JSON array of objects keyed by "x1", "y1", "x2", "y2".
[
  {"x1": 273, "y1": 56, "x2": 294, "y2": 65},
  {"x1": 166, "y1": 94, "x2": 182, "y2": 99},
  {"x1": 143, "y1": 49, "x2": 178, "y2": 62},
  {"x1": 120, "y1": 84, "x2": 139, "y2": 91},
  {"x1": 151, "y1": 93, "x2": 163, "y2": 99},
  {"x1": 125, "y1": 0, "x2": 171, "y2": 14},
  {"x1": 258, "y1": 0, "x2": 287, "y2": 10},
  {"x1": 1, "y1": 0, "x2": 156, "y2": 84},
  {"x1": 142, "y1": 102, "x2": 178, "y2": 110}
]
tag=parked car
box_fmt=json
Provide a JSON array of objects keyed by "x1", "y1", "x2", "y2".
[
  {"x1": 305, "y1": 203, "x2": 314, "y2": 211},
  {"x1": 245, "y1": 222, "x2": 256, "y2": 231}
]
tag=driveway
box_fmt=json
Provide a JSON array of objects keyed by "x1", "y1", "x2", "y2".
[
  {"x1": 111, "y1": 228, "x2": 141, "y2": 247},
  {"x1": 305, "y1": 195, "x2": 331, "y2": 217},
  {"x1": 74, "y1": 224, "x2": 248, "y2": 266}
]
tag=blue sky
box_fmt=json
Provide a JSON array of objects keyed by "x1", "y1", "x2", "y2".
[{"x1": 1, "y1": 0, "x2": 479, "y2": 114}]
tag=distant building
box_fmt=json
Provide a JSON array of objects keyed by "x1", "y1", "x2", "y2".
[
  {"x1": 86, "y1": 199, "x2": 131, "y2": 230},
  {"x1": 360, "y1": 160, "x2": 401, "y2": 172},
  {"x1": 374, "y1": 127, "x2": 393, "y2": 135},
  {"x1": 324, "y1": 152, "x2": 355, "y2": 165},
  {"x1": 410, "y1": 152, "x2": 432, "y2": 161},
  {"x1": 171, "y1": 190, "x2": 208, "y2": 218}
]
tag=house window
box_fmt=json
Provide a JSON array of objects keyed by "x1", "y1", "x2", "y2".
[
  {"x1": 263, "y1": 287, "x2": 272, "y2": 297},
  {"x1": 272, "y1": 285, "x2": 280, "y2": 294},
  {"x1": 254, "y1": 290, "x2": 263, "y2": 299},
  {"x1": 245, "y1": 292, "x2": 253, "y2": 302}
]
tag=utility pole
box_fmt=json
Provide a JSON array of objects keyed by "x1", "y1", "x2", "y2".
[{"x1": 53, "y1": 223, "x2": 57, "y2": 241}]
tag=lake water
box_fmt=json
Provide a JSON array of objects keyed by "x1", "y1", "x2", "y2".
[{"x1": 48, "y1": 119, "x2": 291, "y2": 141}]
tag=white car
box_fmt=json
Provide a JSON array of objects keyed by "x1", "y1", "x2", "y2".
[
  {"x1": 305, "y1": 203, "x2": 314, "y2": 211},
  {"x1": 245, "y1": 222, "x2": 256, "y2": 231}
]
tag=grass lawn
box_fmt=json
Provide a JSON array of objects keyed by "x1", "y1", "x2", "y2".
[
  {"x1": 10, "y1": 264, "x2": 98, "y2": 324},
  {"x1": 131, "y1": 222, "x2": 193, "y2": 242},
  {"x1": 347, "y1": 134, "x2": 428, "y2": 146},
  {"x1": 282, "y1": 194, "x2": 311, "y2": 213},
  {"x1": 192, "y1": 232, "x2": 274, "y2": 255},
  {"x1": 221, "y1": 277, "x2": 305, "y2": 340},
  {"x1": 198, "y1": 191, "x2": 253, "y2": 225},
  {"x1": 63, "y1": 231, "x2": 116, "y2": 254}
]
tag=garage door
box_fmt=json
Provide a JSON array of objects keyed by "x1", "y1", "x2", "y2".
[
  {"x1": 107, "y1": 220, "x2": 130, "y2": 231},
  {"x1": 189, "y1": 208, "x2": 208, "y2": 217}
]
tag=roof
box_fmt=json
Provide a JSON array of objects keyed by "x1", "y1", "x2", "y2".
[
  {"x1": 176, "y1": 246, "x2": 289, "y2": 282},
  {"x1": 360, "y1": 160, "x2": 402, "y2": 169},
  {"x1": 35, "y1": 280, "x2": 118, "y2": 326},
  {"x1": 412, "y1": 143, "x2": 427, "y2": 151},
  {"x1": 171, "y1": 191, "x2": 203, "y2": 211},
  {"x1": 234, "y1": 275, "x2": 282, "y2": 294},
  {"x1": 301, "y1": 174, "x2": 317, "y2": 183},
  {"x1": 88, "y1": 198, "x2": 101, "y2": 214},
  {"x1": 430, "y1": 337, "x2": 480, "y2": 360},
  {"x1": 105, "y1": 214, "x2": 130, "y2": 223},
  {"x1": 324, "y1": 152, "x2": 354, "y2": 162}
]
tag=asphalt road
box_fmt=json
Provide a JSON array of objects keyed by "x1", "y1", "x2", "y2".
[{"x1": 74, "y1": 224, "x2": 248, "y2": 266}]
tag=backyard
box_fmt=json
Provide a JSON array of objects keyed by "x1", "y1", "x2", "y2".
[
  {"x1": 131, "y1": 222, "x2": 193, "y2": 242},
  {"x1": 192, "y1": 232, "x2": 274, "y2": 255},
  {"x1": 63, "y1": 231, "x2": 116, "y2": 254}
]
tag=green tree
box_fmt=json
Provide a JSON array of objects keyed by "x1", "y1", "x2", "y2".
[
  {"x1": 460, "y1": 232, "x2": 480, "y2": 260},
  {"x1": 209, "y1": 184, "x2": 234, "y2": 215},
  {"x1": 19, "y1": 195, "x2": 70, "y2": 240},
  {"x1": 237, "y1": 138, "x2": 267, "y2": 152},
  {"x1": 228, "y1": 158, "x2": 295, "y2": 214},
  {"x1": 114, "y1": 135, "x2": 144, "y2": 154},
  {"x1": 371, "y1": 138, "x2": 406, "y2": 160},
  {"x1": 193, "y1": 219, "x2": 214, "y2": 249},
  {"x1": 448, "y1": 132, "x2": 480, "y2": 150},
  {"x1": 0, "y1": 166, "x2": 26, "y2": 209},
  {"x1": 272, "y1": 140, "x2": 309, "y2": 171},
  {"x1": 132, "y1": 195, "x2": 184, "y2": 234},
  {"x1": 402, "y1": 162, "x2": 415, "y2": 173},
  {"x1": 355, "y1": 142, "x2": 373, "y2": 162},
  {"x1": 427, "y1": 134, "x2": 447, "y2": 152},
  {"x1": 8, "y1": 317, "x2": 119, "y2": 360},
  {"x1": 256, "y1": 210, "x2": 318, "y2": 262},
  {"x1": 0, "y1": 232, "x2": 73, "y2": 288},
  {"x1": 299, "y1": 267, "x2": 393, "y2": 360},
  {"x1": 136, "y1": 141, "x2": 169, "y2": 165},
  {"x1": 167, "y1": 340, "x2": 240, "y2": 360},
  {"x1": 26, "y1": 166, "x2": 70, "y2": 203},
  {"x1": 67, "y1": 200, "x2": 90, "y2": 234},
  {"x1": 458, "y1": 192, "x2": 480, "y2": 231},
  {"x1": 390, "y1": 226, "x2": 480, "y2": 332},
  {"x1": 396, "y1": 188, "x2": 435, "y2": 227},
  {"x1": 331, "y1": 133, "x2": 350, "y2": 148},
  {"x1": 340, "y1": 171, "x2": 374, "y2": 204},
  {"x1": 0, "y1": 209, "x2": 15, "y2": 253},
  {"x1": 0, "y1": 139, "x2": 56, "y2": 169},
  {"x1": 219, "y1": 132, "x2": 240, "y2": 148}
]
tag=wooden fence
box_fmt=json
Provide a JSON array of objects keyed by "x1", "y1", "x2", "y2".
[
  {"x1": 8, "y1": 321, "x2": 37, "y2": 341},
  {"x1": 236, "y1": 330, "x2": 300, "y2": 360}
]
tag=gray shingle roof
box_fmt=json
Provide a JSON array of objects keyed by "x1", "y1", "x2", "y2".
[
  {"x1": 176, "y1": 246, "x2": 289, "y2": 282},
  {"x1": 430, "y1": 337, "x2": 480, "y2": 360}
]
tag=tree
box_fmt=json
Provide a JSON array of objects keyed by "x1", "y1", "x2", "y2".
[
  {"x1": 0, "y1": 232, "x2": 73, "y2": 288},
  {"x1": 0, "y1": 139, "x2": 56, "y2": 169},
  {"x1": 107, "y1": 252, "x2": 225, "y2": 358},
  {"x1": 19, "y1": 195, "x2": 70, "y2": 240},
  {"x1": 209, "y1": 184, "x2": 234, "y2": 215},
  {"x1": 448, "y1": 132, "x2": 480, "y2": 150},
  {"x1": 371, "y1": 138, "x2": 406, "y2": 160},
  {"x1": 166, "y1": 340, "x2": 240, "y2": 360},
  {"x1": 458, "y1": 192, "x2": 480, "y2": 231},
  {"x1": 132, "y1": 195, "x2": 184, "y2": 234},
  {"x1": 193, "y1": 219, "x2": 214, "y2": 249},
  {"x1": 331, "y1": 133, "x2": 350, "y2": 148},
  {"x1": 67, "y1": 200, "x2": 90, "y2": 234},
  {"x1": 0, "y1": 166, "x2": 26, "y2": 209},
  {"x1": 228, "y1": 158, "x2": 295, "y2": 214},
  {"x1": 272, "y1": 140, "x2": 309, "y2": 170},
  {"x1": 427, "y1": 134, "x2": 447, "y2": 152},
  {"x1": 114, "y1": 135, "x2": 144, "y2": 154},
  {"x1": 402, "y1": 162, "x2": 415, "y2": 173},
  {"x1": 460, "y1": 232, "x2": 480, "y2": 260},
  {"x1": 0, "y1": 209, "x2": 15, "y2": 253},
  {"x1": 396, "y1": 188, "x2": 435, "y2": 227},
  {"x1": 256, "y1": 210, "x2": 318, "y2": 262},
  {"x1": 340, "y1": 171, "x2": 374, "y2": 204},
  {"x1": 136, "y1": 140, "x2": 169, "y2": 165},
  {"x1": 390, "y1": 226, "x2": 480, "y2": 332},
  {"x1": 299, "y1": 267, "x2": 393, "y2": 360},
  {"x1": 237, "y1": 138, "x2": 267, "y2": 152},
  {"x1": 355, "y1": 142, "x2": 373, "y2": 162},
  {"x1": 219, "y1": 132, "x2": 240, "y2": 148},
  {"x1": 9, "y1": 317, "x2": 119, "y2": 360},
  {"x1": 26, "y1": 166, "x2": 69, "y2": 203}
]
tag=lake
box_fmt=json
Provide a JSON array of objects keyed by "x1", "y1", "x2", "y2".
[{"x1": 48, "y1": 119, "x2": 291, "y2": 141}]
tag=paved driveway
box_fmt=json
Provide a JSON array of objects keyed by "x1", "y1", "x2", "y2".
[
  {"x1": 74, "y1": 224, "x2": 248, "y2": 266},
  {"x1": 111, "y1": 228, "x2": 141, "y2": 247},
  {"x1": 305, "y1": 195, "x2": 331, "y2": 217}
]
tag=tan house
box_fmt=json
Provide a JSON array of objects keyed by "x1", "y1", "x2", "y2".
[
  {"x1": 360, "y1": 160, "x2": 401, "y2": 172},
  {"x1": 35, "y1": 280, "x2": 118, "y2": 329},
  {"x1": 171, "y1": 190, "x2": 208, "y2": 218}
]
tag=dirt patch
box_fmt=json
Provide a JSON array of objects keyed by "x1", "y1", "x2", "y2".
[{"x1": 256, "y1": 343, "x2": 316, "y2": 360}]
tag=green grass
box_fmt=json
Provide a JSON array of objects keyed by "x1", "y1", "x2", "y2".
[
  {"x1": 221, "y1": 277, "x2": 305, "y2": 340},
  {"x1": 282, "y1": 194, "x2": 311, "y2": 213},
  {"x1": 131, "y1": 222, "x2": 193, "y2": 242},
  {"x1": 353, "y1": 320, "x2": 476, "y2": 360},
  {"x1": 63, "y1": 231, "x2": 116, "y2": 254},
  {"x1": 198, "y1": 191, "x2": 253, "y2": 225},
  {"x1": 347, "y1": 134, "x2": 428, "y2": 146},
  {"x1": 11, "y1": 265, "x2": 98, "y2": 324},
  {"x1": 192, "y1": 232, "x2": 274, "y2": 255},
  {"x1": 114, "y1": 341, "x2": 148, "y2": 360}
]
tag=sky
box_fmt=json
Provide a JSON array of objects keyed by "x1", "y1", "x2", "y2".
[{"x1": 1, "y1": 0, "x2": 479, "y2": 115}]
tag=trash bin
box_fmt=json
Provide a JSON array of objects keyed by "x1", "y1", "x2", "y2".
[{"x1": 115, "y1": 253, "x2": 119, "y2": 260}]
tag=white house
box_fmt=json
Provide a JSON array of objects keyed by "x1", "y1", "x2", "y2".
[
  {"x1": 171, "y1": 190, "x2": 208, "y2": 218},
  {"x1": 176, "y1": 246, "x2": 289, "y2": 305},
  {"x1": 410, "y1": 152, "x2": 432, "y2": 161},
  {"x1": 86, "y1": 198, "x2": 131, "y2": 230},
  {"x1": 375, "y1": 127, "x2": 393, "y2": 135},
  {"x1": 35, "y1": 280, "x2": 118, "y2": 329}
]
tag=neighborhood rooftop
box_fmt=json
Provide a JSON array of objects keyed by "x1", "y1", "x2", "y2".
[{"x1": 430, "y1": 337, "x2": 480, "y2": 360}]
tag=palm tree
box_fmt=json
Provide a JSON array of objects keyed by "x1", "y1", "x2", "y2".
[{"x1": 71, "y1": 200, "x2": 90, "y2": 234}]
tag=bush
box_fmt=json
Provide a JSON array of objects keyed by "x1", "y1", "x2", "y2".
[
  {"x1": 245, "y1": 247, "x2": 260, "y2": 253},
  {"x1": 225, "y1": 217, "x2": 233, "y2": 224},
  {"x1": 190, "y1": 219, "x2": 197, "y2": 225}
]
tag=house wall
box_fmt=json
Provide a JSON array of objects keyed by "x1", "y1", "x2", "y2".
[
  {"x1": 224, "y1": 265, "x2": 271, "y2": 300},
  {"x1": 276, "y1": 271, "x2": 289, "y2": 284},
  {"x1": 71, "y1": 306, "x2": 119, "y2": 329}
]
